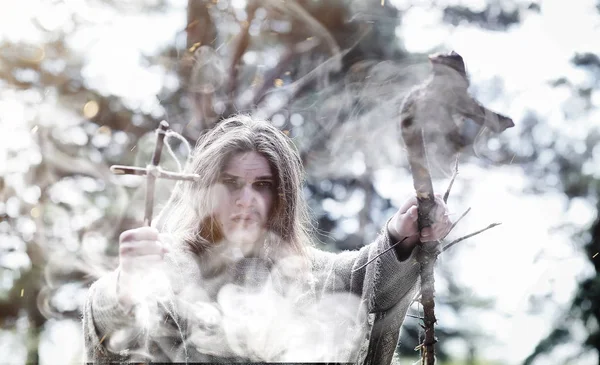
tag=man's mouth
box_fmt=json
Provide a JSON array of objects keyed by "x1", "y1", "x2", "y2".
[{"x1": 231, "y1": 214, "x2": 257, "y2": 223}]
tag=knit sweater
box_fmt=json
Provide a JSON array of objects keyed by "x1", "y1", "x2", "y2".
[{"x1": 83, "y1": 231, "x2": 421, "y2": 364}]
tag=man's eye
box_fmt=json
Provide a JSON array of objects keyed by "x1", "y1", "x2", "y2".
[
  {"x1": 222, "y1": 178, "x2": 239, "y2": 187},
  {"x1": 254, "y1": 181, "x2": 273, "y2": 189}
]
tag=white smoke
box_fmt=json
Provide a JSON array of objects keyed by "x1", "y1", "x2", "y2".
[
  {"x1": 189, "y1": 272, "x2": 366, "y2": 362},
  {"x1": 112, "y1": 241, "x2": 368, "y2": 363}
]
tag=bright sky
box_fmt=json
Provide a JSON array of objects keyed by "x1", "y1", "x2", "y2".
[{"x1": 1, "y1": 0, "x2": 599, "y2": 364}]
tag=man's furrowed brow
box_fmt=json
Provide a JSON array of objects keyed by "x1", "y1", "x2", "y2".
[
  {"x1": 221, "y1": 173, "x2": 273, "y2": 180},
  {"x1": 221, "y1": 172, "x2": 239, "y2": 178}
]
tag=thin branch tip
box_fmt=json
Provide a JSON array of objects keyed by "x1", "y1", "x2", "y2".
[
  {"x1": 442, "y1": 221, "x2": 503, "y2": 252},
  {"x1": 443, "y1": 154, "x2": 460, "y2": 203},
  {"x1": 441, "y1": 206, "x2": 471, "y2": 240}
]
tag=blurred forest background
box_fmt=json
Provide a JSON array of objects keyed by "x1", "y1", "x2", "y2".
[{"x1": 0, "y1": 0, "x2": 599, "y2": 364}]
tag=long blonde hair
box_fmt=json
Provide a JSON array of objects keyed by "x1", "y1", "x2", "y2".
[{"x1": 155, "y1": 115, "x2": 312, "y2": 261}]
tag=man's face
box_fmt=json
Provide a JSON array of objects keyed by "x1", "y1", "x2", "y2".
[{"x1": 213, "y1": 151, "x2": 275, "y2": 250}]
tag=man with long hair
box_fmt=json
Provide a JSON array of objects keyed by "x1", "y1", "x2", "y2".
[{"x1": 83, "y1": 115, "x2": 452, "y2": 364}]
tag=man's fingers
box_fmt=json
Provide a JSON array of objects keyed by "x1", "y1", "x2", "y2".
[
  {"x1": 434, "y1": 211, "x2": 450, "y2": 225},
  {"x1": 398, "y1": 196, "x2": 418, "y2": 214},
  {"x1": 431, "y1": 195, "x2": 450, "y2": 222},
  {"x1": 420, "y1": 227, "x2": 433, "y2": 239},
  {"x1": 120, "y1": 240, "x2": 164, "y2": 256},
  {"x1": 406, "y1": 206, "x2": 418, "y2": 220},
  {"x1": 157, "y1": 233, "x2": 174, "y2": 253},
  {"x1": 398, "y1": 206, "x2": 418, "y2": 231},
  {"x1": 420, "y1": 219, "x2": 452, "y2": 242},
  {"x1": 389, "y1": 205, "x2": 419, "y2": 239},
  {"x1": 406, "y1": 194, "x2": 452, "y2": 242},
  {"x1": 120, "y1": 227, "x2": 159, "y2": 243},
  {"x1": 395, "y1": 195, "x2": 453, "y2": 241},
  {"x1": 121, "y1": 254, "x2": 164, "y2": 271}
]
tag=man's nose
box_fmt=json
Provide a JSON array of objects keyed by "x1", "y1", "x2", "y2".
[{"x1": 236, "y1": 184, "x2": 256, "y2": 208}]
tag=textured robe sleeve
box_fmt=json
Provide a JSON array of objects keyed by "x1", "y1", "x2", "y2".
[
  {"x1": 82, "y1": 270, "x2": 138, "y2": 363},
  {"x1": 82, "y1": 247, "x2": 204, "y2": 363},
  {"x1": 309, "y1": 227, "x2": 422, "y2": 365},
  {"x1": 310, "y1": 228, "x2": 420, "y2": 313}
]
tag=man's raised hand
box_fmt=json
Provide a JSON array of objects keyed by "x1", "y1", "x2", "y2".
[{"x1": 117, "y1": 226, "x2": 170, "y2": 309}]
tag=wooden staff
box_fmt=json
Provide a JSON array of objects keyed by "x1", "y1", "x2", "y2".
[{"x1": 399, "y1": 51, "x2": 513, "y2": 364}]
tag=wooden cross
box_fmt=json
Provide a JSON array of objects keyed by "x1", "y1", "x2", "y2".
[{"x1": 110, "y1": 121, "x2": 200, "y2": 226}]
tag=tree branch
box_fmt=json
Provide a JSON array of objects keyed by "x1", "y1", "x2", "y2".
[
  {"x1": 352, "y1": 236, "x2": 409, "y2": 272},
  {"x1": 443, "y1": 155, "x2": 460, "y2": 203},
  {"x1": 250, "y1": 38, "x2": 319, "y2": 108},
  {"x1": 400, "y1": 76, "x2": 438, "y2": 365},
  {"x1": 442, "y1": 207, "x2": 471, "y2": 240},
  {"x1": 442, "y1": 223, "x2": 502, "y2": 253},
  {"x1": 263, "y1": 0, "x2": 342, "y2": 72},
  {"x1": 185, "y1": 0, "x2": 218, "y2": 131},
  {"x1": 226, "y1": 1, "x2": 258, "y2": 104}
]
